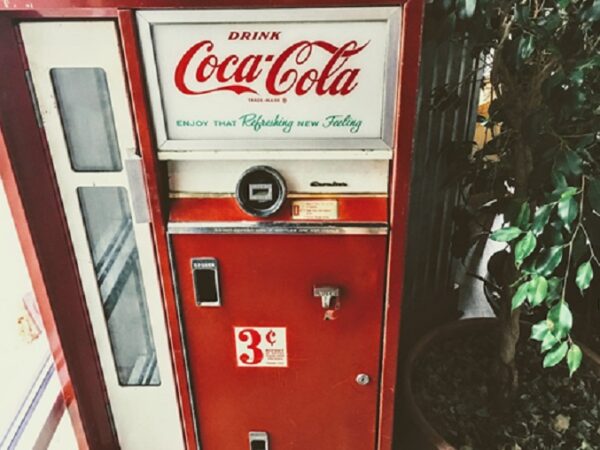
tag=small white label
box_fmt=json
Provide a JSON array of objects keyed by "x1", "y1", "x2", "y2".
[
  {"x1": 234, "y1": 327, "x2": 288, "y2": 367},
  {"x1": 292, "y1": 200, "x2": 338, "y2": 220}
]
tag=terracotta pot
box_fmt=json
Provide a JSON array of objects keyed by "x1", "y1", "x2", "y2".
[{"x1": 401, "y1": 317, "x2": 600, "y2": 450}]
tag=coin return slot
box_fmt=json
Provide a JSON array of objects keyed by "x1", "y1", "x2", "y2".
[
  {"x1": 192, "y1": 258, "x2": 221, "y2": 307},
  {"x1": 248, "y1": 183, "x2": 273, "y2": 202},
  {"x1": 249, "y1": 431, "x2": 269, "y2": 450}
]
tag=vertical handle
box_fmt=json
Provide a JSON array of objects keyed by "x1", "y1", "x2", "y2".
[{"x1": 124, "y1": 156, "x2": 150, "y2": 224}]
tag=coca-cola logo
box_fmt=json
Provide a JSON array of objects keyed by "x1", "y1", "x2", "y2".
[{"x1": 174, "y1": 37, "x2": 369, "y2": 97}]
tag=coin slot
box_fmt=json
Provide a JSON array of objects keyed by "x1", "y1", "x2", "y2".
[
  {"x1": 192, "y1": 258, "x2": 221, "y2": 306},
  {"x1": 235, "y1": 166, "x2": 286, "y2": 217},
  {"x1": 249, "y1": 183, "x2": 273, "y2": 202},
  {"x1": 249, "y1": 431, "x2": 269, "y2": 450}
]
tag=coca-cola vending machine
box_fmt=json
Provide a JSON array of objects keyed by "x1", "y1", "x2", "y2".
[{"x1": 0, "y1": 1, "x2": 423, "y2": 449}]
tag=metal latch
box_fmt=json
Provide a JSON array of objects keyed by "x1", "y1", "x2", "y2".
[
  {"x1": 313, "y1": 286, "x2": 340, "y2": 309},
  {"x1": 313, "y1": 286, "x2": 341, "y2": 320}
]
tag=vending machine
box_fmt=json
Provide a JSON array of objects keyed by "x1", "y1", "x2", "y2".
[{"x1": 0, "y1": 1, "x2": 424, "y2": 449}]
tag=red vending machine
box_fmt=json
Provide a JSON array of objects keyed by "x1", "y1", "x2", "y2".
[{"x1": 0, "y1": 1, "x2": 424, "y2": 449}]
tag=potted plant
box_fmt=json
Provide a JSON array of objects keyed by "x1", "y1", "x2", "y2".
[{"x1": 403, "y1": 0, "x2": 600, "y2": 448}]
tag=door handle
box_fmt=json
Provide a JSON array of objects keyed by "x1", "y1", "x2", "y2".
[
  {"x1": 313, "y1": 286, "x2": 340, "y2": 309},
  {"x1": 124, "y1": 156, "x2": 150, "y2": 224}
]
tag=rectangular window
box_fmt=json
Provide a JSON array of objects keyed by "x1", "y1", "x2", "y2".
[
  {"x1": 51, "y1": 68, "x2": 122, "y2": 172},
  {"x1": 77, "y1": 187, "x2": 160, "y2": 385}
]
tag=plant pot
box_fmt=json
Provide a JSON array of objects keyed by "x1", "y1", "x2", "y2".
[{"x1": 401, "y1": 317, "x2": 600, "y2": 450}]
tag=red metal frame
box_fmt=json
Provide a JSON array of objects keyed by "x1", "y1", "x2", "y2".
[
  {"x1": 3, "y1": 0, "x2": 408, "y2": 12},
  {"x1": 380, "y1": 1, "x2": 425, "y2": 448},
  {"x1": 0, "y1": 2, "x2": 424, "y2": 449},
  {"x1": 0, "y1": 16, "x2": 117, "y2": 450},
  {"x1": 169, "y1": 197, "x2": 388, "y2": 223}
]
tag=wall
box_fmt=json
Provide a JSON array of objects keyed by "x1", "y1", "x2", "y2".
[{"x1": 401, "y1": 5, "x2": 481, "y2": 344}]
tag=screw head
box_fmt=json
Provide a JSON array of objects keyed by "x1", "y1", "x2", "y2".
[{"x1": 355, "y1": 373, "x2": 370, "y2": 386}]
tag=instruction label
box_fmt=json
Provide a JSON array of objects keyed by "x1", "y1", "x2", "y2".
[
  {"x1": 292, "y1": 200, "x2": 338, "y2": 220},
  {"x1": 234, "y1": 327, "x2": 288, "y2": 367}
]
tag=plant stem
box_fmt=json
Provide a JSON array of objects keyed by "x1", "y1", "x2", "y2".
[
  {"x1": 561, "y1": 177, "x2": 587, "y2": 299},
  {"x1": 580, "y1": 225, "x2": 600, "y2": 267}
]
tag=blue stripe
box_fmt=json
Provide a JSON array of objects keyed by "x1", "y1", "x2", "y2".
[{"x1": 6, "y1": 357, "x2": 55, "y2": 450}]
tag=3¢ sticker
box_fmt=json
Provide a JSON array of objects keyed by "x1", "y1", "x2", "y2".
[{"x1": 234, "y1": 327, "x2": 288, "y2": 367}]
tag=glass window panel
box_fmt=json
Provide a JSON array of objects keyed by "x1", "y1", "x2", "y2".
[
  {"x1": 51, "y1": 68, "x2": 122, "y2": 172},
  {"x1": 77, "y1": 187, "x2": 160, "y2": 386}
]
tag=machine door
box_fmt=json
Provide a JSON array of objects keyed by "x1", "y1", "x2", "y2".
[
  {"x1": 171, "y1": 232, "x2": 387, "y2": 450},
  {"x1": 20, "y1": 22, "x2": 184, "y2": 449}
]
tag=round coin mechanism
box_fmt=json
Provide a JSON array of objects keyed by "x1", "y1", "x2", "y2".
[{"x1": 235, "y1": 166, "x2": 287, "y2": 218}]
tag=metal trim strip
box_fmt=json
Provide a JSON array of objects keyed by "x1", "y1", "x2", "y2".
[
  {"x1": 167, "y1": 222, "x2": 388, "y2": 235},
  {"x1": 168, "y1": 192, "x2": 389, "y2": 199},
  {"x1": 167, "y1": 236, "x2": 203, "y2": 450}
]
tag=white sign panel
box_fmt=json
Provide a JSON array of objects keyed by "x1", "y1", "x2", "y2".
[
  {"x1": 137, "y1": 8, "x2": 401, "y2": 152},
  {"x1": 234, "y1": 327, "x2": 288, "y2": 367}
]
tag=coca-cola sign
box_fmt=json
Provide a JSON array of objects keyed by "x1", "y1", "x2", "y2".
[
  {"x1": 137, "y1": 8, "x2": 401, "y2": 153},
  {"x1": 174, "y1": 39, "x2": 368, "y2": 97}
]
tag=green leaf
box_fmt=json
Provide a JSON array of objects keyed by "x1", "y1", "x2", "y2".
[
  {"x1": 558, "y1": 0, "x2": 570, "y2": 8},
  {"x1": 491, "y1": 227, "x2": 523, "y2": 242},
  {"x1": 567, "y1": 344, "x2": 583, "y2": 376},
  {"x1": 528, "y1": 276, "x2": 549, "y2": 307},
  {"x1": 515, "y1": 232, "x2": 537, "y2": 267},
  {"x1": 565, "y1": 150, "x2": 583, "y2": 176},
  {"x1": 518, "y1": 34, "x2": 535, "y2": 62},
  {"x1": 542, "y1": 332, "x2": 559, "y2": 352},
  {"x1": 532, "y1": 204, "x2": 553, "y2": 235},
  {"x1": 570, "y1": 69, "x2": 584, "y2": 87},
  {"x1": 512, "y1": 281, "x2": 530, "y2": 310},
  {"x1": 538, "y1": 12, "x2": 562, "y2": 31},
  {"x1": 552, "y1": 171, "x2": 568, "y2": 189},
  {"x1": 556, "y1": 150, "x2": 583, "y2": 176},
  {"x1": 581, "y1": 0, "x2": 600, "y2": 22},
  {"x1": 535, "y1": 246, "x2": 563, "y2": 276},
  {"x1": 560, "y1": 187, "x2": 579, "y2": 200},
  {"x1": 558, "y1": 196, "x2": 578, "y2": 228},
  {"x1": 514, "y1": 202, "x2": 531, "y2": 228},
  {"x1": 585, "y1": 55, "x2": 600, "y2": 69},
  {"x1": 543, "y1": 341, "x2": 569, "y2": 368},
  {"x1": 548, "y1": 302, "x2": 573, "y2": 340},
  {"x1": 457, "y1": 0, "x2": 477, "y2": 18},
  {"x1": 547, "y1": 277, "x2": 563, "y2": 303},
  {"x1": 576, "y1": 261, "x2": 594, "y2": 293},
  {"x1": 538, "y1": 11, "x2": 562, "y2": 33},
  {"x1": 531, "y1": 320, "x2": 550, "y2": 341},
  {"x1": 588, "y1": 178, "x2": 600, "y2": 214}
]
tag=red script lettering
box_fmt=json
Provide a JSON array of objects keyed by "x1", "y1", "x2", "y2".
[{"x1": 174, "y1": 39, "x2": 369, "y2": 97}]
